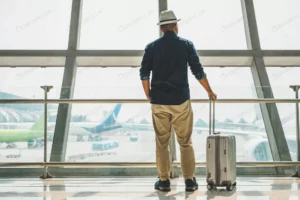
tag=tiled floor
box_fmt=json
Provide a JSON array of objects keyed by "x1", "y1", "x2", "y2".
[{"x1": 0, "y1": 177, "x2": 300, "y2": 199}]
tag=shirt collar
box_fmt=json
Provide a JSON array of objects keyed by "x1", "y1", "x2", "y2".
[{"x1": 162, "y1": 31, "x2": 177, "y2": 38}]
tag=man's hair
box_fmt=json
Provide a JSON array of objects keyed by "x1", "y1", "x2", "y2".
[{"x1": 160, "y1": 23, "x2": 177, "y2": 32}]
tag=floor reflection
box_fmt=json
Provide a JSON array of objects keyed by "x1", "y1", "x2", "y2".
[{"x1": 0, "y1": 177, "x2": 300, "y2": 199}]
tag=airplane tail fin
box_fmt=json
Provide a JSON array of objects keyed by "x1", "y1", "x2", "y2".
[
  {"x1": 82, "y1": 104, "x2": 122, "y2": 133},
  {"x1": 101, "y1": 103, "x2": 122, "y2": 126},
  {"x1": 29, "y1": 113, "x2": 46, "y2": 131}
]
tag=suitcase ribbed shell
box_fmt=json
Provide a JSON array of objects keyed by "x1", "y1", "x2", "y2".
[{"x1": 206, "y1": 134, "x2": 237, "y2": 190}]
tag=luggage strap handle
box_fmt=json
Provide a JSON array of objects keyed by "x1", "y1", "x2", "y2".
[{"x1": 209, "y1": 98, "x2": 215, "y2": 135}]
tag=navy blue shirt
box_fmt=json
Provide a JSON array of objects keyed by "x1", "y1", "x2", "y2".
[{"x1": 140, "y1": 31, "x2": 206, "y2": 105}]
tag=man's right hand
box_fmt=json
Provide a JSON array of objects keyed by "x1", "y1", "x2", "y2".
[
  {"x1": 199, "y1": 78, "x2": 216, "y2": 101},
  {"x1": 208, "y1": 92, "x2": 217, "y2": 101}
]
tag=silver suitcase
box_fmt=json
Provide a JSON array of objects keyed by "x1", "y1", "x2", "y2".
[{"x1": 206, "y1": 100, "x2": 237, "y2": 191}]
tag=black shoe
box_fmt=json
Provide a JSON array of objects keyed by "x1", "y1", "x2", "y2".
[
  {"x1": 185, "y1": 177, "x2": 198, "y2": 192},
  {"x1": 154, "y1": 178, "x2": 171, "y2": 192}
]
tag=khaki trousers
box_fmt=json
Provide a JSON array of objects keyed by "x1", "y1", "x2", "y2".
[{"x1": 151, "y1": 100, "x2": 195, "y2": 181}]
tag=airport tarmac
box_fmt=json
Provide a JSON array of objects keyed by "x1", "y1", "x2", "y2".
[{"x1": 0, "y1": 129, "x2": 252, "y2": 163}]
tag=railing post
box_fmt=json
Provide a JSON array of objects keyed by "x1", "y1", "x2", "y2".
[
  {"x1": 290, "y1": 85, "x2": 300, "y2": 178},
  {"x1": 40, "y1": 85, "x2": 53, "y2": 179}
]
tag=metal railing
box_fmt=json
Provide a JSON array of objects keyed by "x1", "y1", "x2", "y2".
[
  {"x1": 1, "y1": 162, "x2": 300, "y2": 167},
  {"x1": 1, "y1": 99, "x2": 300, "y2": 104},
  {"x1": 0, "y1": 85, "x2": 299, "y2": 178}
]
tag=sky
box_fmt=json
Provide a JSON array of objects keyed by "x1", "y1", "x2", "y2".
[{"x1": 0, "y1": 0, "x2": 299, "y2": 131}]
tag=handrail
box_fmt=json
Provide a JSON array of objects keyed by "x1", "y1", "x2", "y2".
[
  {"x1": 0, "y1": 98, "x2": 300, "y2": 104},
  {"x1": 1, "y1": 162, "x2": 300, "y2": 167}
]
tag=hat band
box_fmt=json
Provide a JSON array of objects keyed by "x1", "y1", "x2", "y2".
[{"x1": 159, "y1": 18, "x2": 177, "y2": 23}]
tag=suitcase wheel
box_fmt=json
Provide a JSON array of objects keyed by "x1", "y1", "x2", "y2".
[
  {"x1": 207, "y1": 184, "x2": 213, "y2": 190},
  {"x1": 226, "y1": 184, "x2": 235, "y2": 191}
]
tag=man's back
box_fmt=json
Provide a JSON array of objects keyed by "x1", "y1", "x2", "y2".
[
  {"x1": 141, "y1": 10, "x2": 216, "y2": 192},
  {"x1": 140, "y1": 31, "x2": 206, "y2": 105}
]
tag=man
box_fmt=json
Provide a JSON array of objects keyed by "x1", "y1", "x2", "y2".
[{"x1": 139, "y1": 10, "x2": 217, "y2": 192}]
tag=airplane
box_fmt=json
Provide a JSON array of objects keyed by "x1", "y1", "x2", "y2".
[
  {"x1": 0, "y1": 90, "x2": 296, "y2": 161},
  {"x1": 75, "y1": 103, "x2": 122, "y2": 141},
  {"x1": 0, "y1": 104, "x2": 123, "y2": 149},
  {"x1": 121, "y1": 103, "x2": 298, "y2": 162},
  {"x1": 0, "y1": 113, "x2": 46, "y2": 149},
  {"x1": 81, "y1": 104, "x2": 122, "y2": 134}
]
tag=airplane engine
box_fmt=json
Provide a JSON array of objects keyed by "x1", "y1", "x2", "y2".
[
  {"x1": 244, "y1": 137, "x2": 297, "y2": 162},
  {"x1": 28, "y1": 138, "x2": 44, "y2": 149},
  {"x1": 243, "y1": 138, "x2": 272, "y2": 161}
]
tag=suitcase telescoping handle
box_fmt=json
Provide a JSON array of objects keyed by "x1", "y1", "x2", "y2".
[{"x1": 209, "y1": 98, "x2": 215, "y2": 135}]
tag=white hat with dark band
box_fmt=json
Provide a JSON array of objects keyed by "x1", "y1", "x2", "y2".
[{"x1": 157, "y1": 10, "x2": 181, "y2": 25}]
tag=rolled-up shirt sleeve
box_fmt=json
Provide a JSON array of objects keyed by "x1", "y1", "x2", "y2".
[
  {"x1": 187, "y1": 41, "x2": 206, "y2": 80},
  {"x1": 140, "y1": 43, "x2": 153, "y2": 80}
]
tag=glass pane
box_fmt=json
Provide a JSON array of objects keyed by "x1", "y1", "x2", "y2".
[
  {"x1": 168, "y1": 0, "x2": 247, "y2": 49},
  {"x1": 0, "y1": 67, "x2": 64, "y2": 98},
  {"x1": 174, "y1": 103, "x2": 270, "y2": 162},
  {"x1": 65, "y1": 103, "x2": 273, "y2": 162},
  {"x1": 0, "y1": 104, "x2": 56, "y2": 162},
  {"x1": 71, "y1": 67, "x2": 273, "y2": 162},
  {"x1": 79, "y1": 0, "x2": 159, "y2": 50},
  {"x1": 254, "y1": 0, "x2": 300, "y2": 49},
  {"x1": 267, "y1": 67, "x2": 300, "y2": 161},
  {"x1": 74, "y1": 67, "x2": 256, "y2": 99},
  {"x1": 189, "y1": 67, "x2": 256, "y2": 99},
  {"x1": 0, "y1": 68, "x2": 63, "y2": 162},
  {"x1": 267, "y1": 67, "x2": 300, "y2": 98},
  {"x1": 0, "y1": 0, "x2": 72, "y2": 49},
  {"x1": 65, "y1": 103, "x2": 155, "y2": 162},
  {"x1": 74, "y1": 67, "x2": 143, "y2": 99}
]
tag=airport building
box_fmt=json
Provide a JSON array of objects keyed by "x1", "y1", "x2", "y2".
[{"x1": 0, "y1": 0, "x2": 300, "y2": 199}]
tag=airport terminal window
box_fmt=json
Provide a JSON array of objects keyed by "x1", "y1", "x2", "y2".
[
  {"x1": 0, "y1": 67, "x2": 63, "y2": 99},
  {"x1": 79, "y1": 0, "x2": 159, "y2": 50},
  {"x1": 72, "y1": 67, "x2": 272, "y2": 162},
  {"x1": 73, "y1": 67, "x2": 144, "y2": 99},
  {"x1": 254, "y1": 0, "x2": 300, "y2": 49},
  {"x1": 168, "y1": 0, "x2": 247, "y2": 49},
  {"x1": 267, "y1": 67, "x2": 300, "y2": 160},
  {"x1": 181, "y1": 67, "x2": 270, "y2": 162},
  {"x1": 74, "y1": 67, "x2": 257, "y2": 100},
  {"x1": 72, "y1": 67, "x2": 156, "y2": 162},
  {"x1": 0, "y1": 67, "x2": 63, "y2": 162},
  {"x1": 65, "y1": 103, "x2": 155, "y2": 162},
  {"x1": 175, "y1": 103, "x2": 269, "y2": 162},
  {"x1": 266, "y1": 67, "x2": 300, "y2": 99},
  {"x1": 0, "y1": 0, "x2": 72, "y2": 49},
  {"x1": 189, "y1": 67, "x2": 257, "y2": 99},
  {"x1": 65, "y1": 101, "x2": 270, "y2": 163}
]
